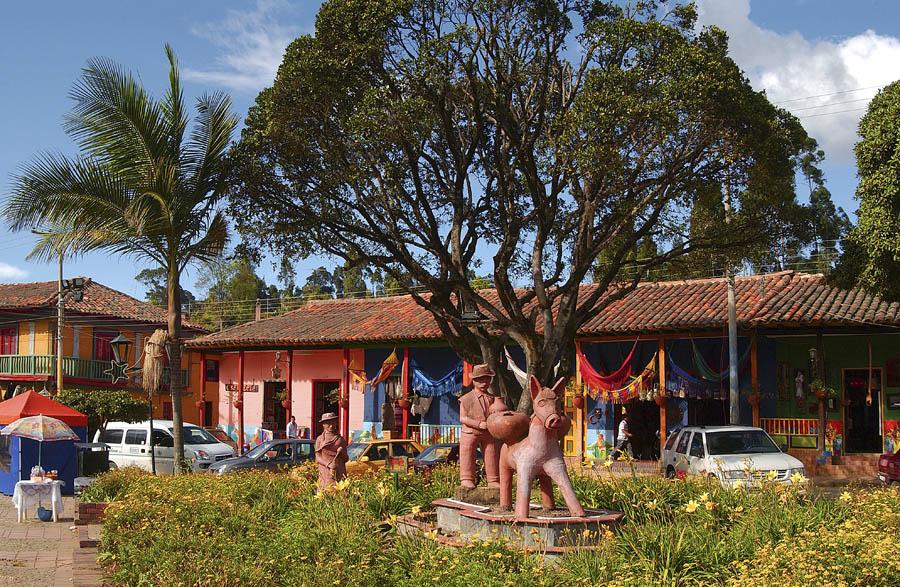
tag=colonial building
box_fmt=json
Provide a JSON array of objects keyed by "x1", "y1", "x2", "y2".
[
  {"x1": 186, "y1": 271, "x2": 900, "y2": 476},
  {"x1": 0, "y1": 278, "x2": 213, "y2": 425}
]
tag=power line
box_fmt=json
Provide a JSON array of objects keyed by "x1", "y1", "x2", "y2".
[
  {"x1": 797, "y1": 107, "x2": 868, "y2": 119},
  {"x1": 787, "y1": 96, "x2": 874, "y2": 112},
  {"x1": 771, "y1": 84, "x2": 885, "y2": 105}
]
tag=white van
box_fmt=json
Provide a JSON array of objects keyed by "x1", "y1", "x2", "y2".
[{"x1": 94, "y1": 420, "x2": 236, "y2": 474}]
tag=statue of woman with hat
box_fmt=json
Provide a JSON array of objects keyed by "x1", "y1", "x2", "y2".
[{"x1": 314, "y1": 412, "x2": 348, "y2": 490}]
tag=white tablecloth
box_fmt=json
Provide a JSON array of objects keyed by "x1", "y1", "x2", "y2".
[{"x1": 11, "y1": 480, "x2": 63, "y2": 522}]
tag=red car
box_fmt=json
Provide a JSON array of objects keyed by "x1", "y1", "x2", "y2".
[{"x1": 878, "y1": 452, "x2": 900, "y2": 485}]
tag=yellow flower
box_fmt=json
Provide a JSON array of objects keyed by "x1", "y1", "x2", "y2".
[
  {"x1": 699, "y1": 492, "x2": 709, "y2": 502},
  {"x1": 765, "y1": 470, "x2": 778, "y2": 482},
  {"x1": 684, "y1": 500, "x2": 700, "y2": 513},
  {"x1": 410, "y1": 505, "x2": 421, "y2": 514},
  {"x1": 839, "y1": 491, "x2": 852, "y2": 503},
  {"x1": 377, "y1": 483, "x2": 389, "y2": 497},
  {"x1": 789, "y1": 472, "x2": 808, "y2": 485},
  {"x1": 646, "y1": 500, "x2": 658, "y2": 511},
  {"x1": 602, "y1": 458, "x2": 614, "y2": 469},
  {"x1": 705, "y1": 500, "x2": 716, "y2": 511}
]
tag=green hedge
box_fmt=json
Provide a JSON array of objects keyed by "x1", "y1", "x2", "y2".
[{"x1": 93, "y1": 465, "x2": 900, "y2": 586}]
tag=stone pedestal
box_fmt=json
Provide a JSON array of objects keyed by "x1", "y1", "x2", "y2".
[{"x1": 397, "y1": 498, "x2": 623, "y2": 560}]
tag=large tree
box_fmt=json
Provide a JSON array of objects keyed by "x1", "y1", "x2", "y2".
[
  {"x1": 5, "y1": 46, "x2": 236, "y2": 471},
  {"x1": 227, "y1": 0, "x2": 812, "y2": 409},
  {"x1": 834, "y1": 80, "x2": 900, "y2": 300}
]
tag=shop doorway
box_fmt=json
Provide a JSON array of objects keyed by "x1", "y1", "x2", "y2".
[
  {"x1": 312, "y1": 380, "x2": 340, "y2": 439},
  {"x1": 615, "y1": 400, "x2": 660, "y2": 460},
  {"x1": 263, "y1": 381, "x2": 287, "y2": 436},
  {"x1": 687, "y1": 398, "x2": 727, "y2": 428},
  {"x1": 843, "y1": 368, "x2": 882, "y2": 453}
]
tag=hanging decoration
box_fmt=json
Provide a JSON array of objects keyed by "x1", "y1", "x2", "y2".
[
  {"x1": 690, "y1": 340, "x2": 750, "y2": 382},
  {"x1": 582, "y1": 354, "x2": 657, "y2": 403},
  {"x1": 410, "y1": 361, "x2": 463, "y2": 397},
  {"x1": 576, "y1": 340, "x2": 639, "y2": 393},
  {"x1": 349, "y1": 359, "x2": 367, "y2": 393},
  {"x1": 667, "y1": 356, "x2": 716, "y2": 399},
  {"x1": 367, "y1": 349, "x2": 399, "y2": 389},
  {"x1": 410, "y1": 395, "x2": 434, "y2": 416},
  {"x1": 503, "y1": 348, "x2": 559, "y2": 388}
]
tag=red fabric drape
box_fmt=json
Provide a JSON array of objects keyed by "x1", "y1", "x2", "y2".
[{"x1": 577, "y1": 340, "x2": 638, "y2": 392}]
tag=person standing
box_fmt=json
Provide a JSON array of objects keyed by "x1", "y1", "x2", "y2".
[
  {"x1": 286, "y1": 415, "x2": 299, "y2": 439},
  {"x1": 612, "y1": 410, "x2": 632, "y2": 460},
  {"x1": 314, "y1": 413, "x2": 347, "y2": 490},
  {"x1": 458, "y1": 363, "x2": 503, "y2": 489}
]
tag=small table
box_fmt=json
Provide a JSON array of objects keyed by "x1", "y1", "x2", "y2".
[{"x1": 11, "y1": 480, "x2": 63, "y2": 523}]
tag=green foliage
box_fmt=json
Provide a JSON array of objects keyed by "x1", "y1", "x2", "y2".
[
  {"x1": 94, "y1": 463, "x2": 899, "y2": 586},
  {"x1": 225, "y1": 0, "x2": 816, "y2": 401},
  {"x1": 835, "y1": 80, "x2": 900, "y2": 300},
  {"x1": 56, "y1": 388, "x2": 146, "y2": 436},
  {"x1": 135, "y1": 268, "x2": 195, "y2": 307}
]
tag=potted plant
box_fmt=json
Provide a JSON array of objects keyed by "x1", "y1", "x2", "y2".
[
  {"x1": 280, "y1": 399, "x2": 291, "y2": 409},
  {"x1": 653, "y1": 393, "x2": 668, "y2": 407},
  {"x1": 810, "y1": 379, "x2": 837, "y2": 401}
]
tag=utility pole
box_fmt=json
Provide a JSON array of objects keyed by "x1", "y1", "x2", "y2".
[
  {"x1": 723, "y1": 166, "x2": 739, "y2": 425},
  {"x1": 56, "y1": 253, "x2": 64, "y2": 396}
]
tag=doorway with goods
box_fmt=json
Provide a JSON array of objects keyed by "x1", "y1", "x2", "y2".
[{"x1": 312, "y1": 380, "x2": 340, "y2": 439}]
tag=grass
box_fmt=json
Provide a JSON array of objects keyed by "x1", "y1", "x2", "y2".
[{"x1": 91, "y1": 465, "x2": 900, "y2": 586}]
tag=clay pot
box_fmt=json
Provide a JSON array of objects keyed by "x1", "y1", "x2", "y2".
[
  {"x1": 398, "y1": 398, "x2": 411, "y2": 409},
  {"x1": 234, "y1": 399, "x2": 243, "y2": 410},
  {"x1": 653, "y1": 394, "x2": 668, "y2": 407},
  {"x1": 194, "y1": 400, "x2": 204, "y2": 409},
  {"x1": 813, "y1": 389, "x2": 828, "y2": 401},
  {"x1": 486, "y1": 410, "x2": 529, "y2": 444},
  {"x1": 572, "y1": 395, "x2": 585, "y2": 410},
  {"x1": 281, "y1": 399, "x2": 291, "y2": 409}
]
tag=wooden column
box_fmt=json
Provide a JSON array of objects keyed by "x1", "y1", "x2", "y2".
[
  {"x1": 198, "y1": 351, "x2": 206, "y2": 427},
  {"x1": 285, "y1": 350, "x2": 293, "y2": 429},
  {"x1": 401, "y1": 347, "x2": 410, "y2": 439},
  {"x1": 238, "y1": 350, "x2": 245, "y2": 454},
  {"x1": 658, "y1": 338, "x2": 667, "y2": 460},
  {"x1": 751, "y1": 331, "x2": 760, "y2": 427},
  {"x1": 342, "y1": 348, "x2": 350, "y2": 439}
]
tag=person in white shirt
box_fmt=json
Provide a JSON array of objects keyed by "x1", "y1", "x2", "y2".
[
  {"x1": 612, "y1": 411, "x2": 632, "y2": 460},
  {"x1": 286, "y1": 416, "x2": 299, "y2": 439}
]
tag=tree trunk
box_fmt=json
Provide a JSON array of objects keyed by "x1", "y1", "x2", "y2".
[{"x1": 167, "y1": 262, "x2": 184, "y2": 474}]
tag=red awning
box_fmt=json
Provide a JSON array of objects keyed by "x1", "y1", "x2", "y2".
[{"x1": 0, "y1": 390, "x2": 88, "y2": 427}]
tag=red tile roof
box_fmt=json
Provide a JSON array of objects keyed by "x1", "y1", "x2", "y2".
[
  {"x1": 186, "y1": 272, "x2": 900, "y2": 350},
  {"x1": 0, "y1": 278, "x2": 206, "y2": 333}
]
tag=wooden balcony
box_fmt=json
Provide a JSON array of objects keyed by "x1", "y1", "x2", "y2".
[{"x1": 0, "y1": 354, "x2": 188, "y2": 387}]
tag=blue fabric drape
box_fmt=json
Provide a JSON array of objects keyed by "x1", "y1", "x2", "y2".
[
  {"x1": 667, "y1": 356, "x2": 717, "y2": 399},
  {"x1": 411, "y1": 361, "x2": 463, "y2": 397}
]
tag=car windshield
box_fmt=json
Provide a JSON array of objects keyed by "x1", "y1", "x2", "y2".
[
  {"x1": 706, "y1": 430, "x2": 780, "y2": 455},
  {"x1": 346, "y1": 443, "x2": 367, "y2": 461},
  {"x1": 245, "y1": 442, "x2": 275, "y2": 459},
  {"x1": 172, "y1": 426, "x2": 219, "y2": 445},
  {"x1": 417, "y1": 445, "x2": 453, "y2": 463}
]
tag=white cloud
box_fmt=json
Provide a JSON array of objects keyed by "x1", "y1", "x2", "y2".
[
  {"x1": 0, "y1": 262, "x2": 28, "y2": 281},
  {"x1": 184, "y1": 0, "x2": 305, "y2": 92},
  {"x1": 696, "y1": 0, "x2": 900, "y2": 163}
]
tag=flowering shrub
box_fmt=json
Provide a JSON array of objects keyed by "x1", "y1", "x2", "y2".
[{"x1": 93, "y1": 465, "x2": 899, "y2": 586}]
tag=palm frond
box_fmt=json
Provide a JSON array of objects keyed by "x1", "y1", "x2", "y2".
[
  {"x1": 183, "y1": 91, "x2": 238, "y2": 200},
  {"x1": 63, "y1": 55, "x2": 167, "y2": 185},
  {"x1": 179, "y1": 210, "x2": 229, "y2": 269},
  {"x1": 161, "y1": 44, "x2": 187, "y2": 161},
  {"x1": 6, "y1": 153, "x2": 132, "y2": 231}
]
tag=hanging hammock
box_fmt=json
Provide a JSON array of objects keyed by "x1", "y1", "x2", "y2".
[
  {"x1": 367, "y1": 349, "x2": 399, "y2": 388},
  {"x1": 691, "y1": 340, "x2": 750, "y2": 382},
  {"x1": 411, "y1": 361, "x2": 463, "y2": 397},
  {"x1": 503, "y1": 348, "x2": 559, "y2": 387},
  {"x1": 667, "y1": 355, "x2": 716, "y2": 399},
  {"x1": 576, "y1": 340, "x2": 639, "y2": 393},
  {"x1": 588, "y1": 354, "x2": 657, "y2": 403}
]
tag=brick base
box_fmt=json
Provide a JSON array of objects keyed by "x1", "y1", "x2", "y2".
[{"x1": 76, "y1": 502, "x2": 108, "y2": 526}]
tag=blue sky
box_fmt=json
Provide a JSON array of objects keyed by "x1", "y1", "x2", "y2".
[{"x1": 1, "y1": 0, "x2": 899, "y2": 299}]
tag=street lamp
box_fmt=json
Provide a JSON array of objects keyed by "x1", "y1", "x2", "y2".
[
  {"x1": 109, "y1": 334, "x2": 133, "y2": 364},
  {"x1": 63, "y1": 277, "x2": 86, "y2": 302},
  {"x1": 456, "y1": 287, "x2": 487, "y2": 324}
]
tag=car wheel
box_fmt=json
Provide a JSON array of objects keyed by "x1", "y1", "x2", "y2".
[
  {"x1": 665, "y1": 466, "x2": 676, "y2": 479},
  {"x1": 107, "y1": 461, "x2": 118, "y2": 470}
]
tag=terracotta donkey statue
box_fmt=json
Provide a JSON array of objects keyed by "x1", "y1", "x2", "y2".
[{"x1": 496, "y1": 376, "x2": 586, "y2": 519}]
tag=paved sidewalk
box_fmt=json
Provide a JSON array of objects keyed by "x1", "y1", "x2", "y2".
[{"x1": 0, "y1": 496, "x2": 105, "y2": 586}]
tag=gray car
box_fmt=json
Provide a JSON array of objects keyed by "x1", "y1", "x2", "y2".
[{"x1": 209, "y1": 439, "x2": 315, "y2": 475}]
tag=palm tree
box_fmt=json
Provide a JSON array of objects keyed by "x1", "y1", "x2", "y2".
[{"x1": 5, "y1": 45, "x2": 236, "y2": 473}]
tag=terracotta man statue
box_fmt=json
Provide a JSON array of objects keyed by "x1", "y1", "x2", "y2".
[
  {"x1": 458, "y1": 363, "x2": 505, "y2": 489},
  {"x1": 315, "y1": 412, "x2": 348, "y2": 490}
]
